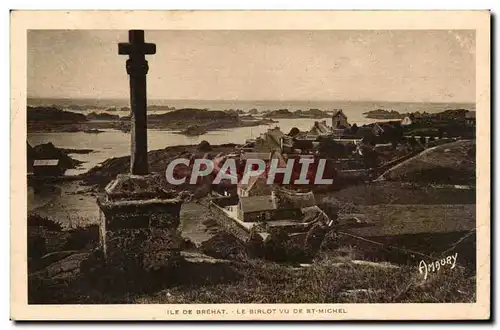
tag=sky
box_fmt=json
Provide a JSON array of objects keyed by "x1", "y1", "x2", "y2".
[{"x1": 27, "y1": 30, "x2": 476, "y2": 103}]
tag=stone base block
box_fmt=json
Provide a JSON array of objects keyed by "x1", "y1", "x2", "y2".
[{"x1": 104, "y1": 228, "x2": 183, "y2": 271}]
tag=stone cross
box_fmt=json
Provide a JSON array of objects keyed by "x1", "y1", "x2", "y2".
[{"x1": 119, "y1": 30, "x2": 156, "y2": 175}]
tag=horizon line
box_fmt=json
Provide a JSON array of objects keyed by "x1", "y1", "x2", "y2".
[{"x1": 27, "y1": 97, "x2": 476, "y2": 105}]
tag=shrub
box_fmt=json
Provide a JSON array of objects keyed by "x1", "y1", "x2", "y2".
[
  {"x1": 28, "y1": 213, "x2": 62, "y2": 231},
  {"x1": 63, "y1": 225, "x2": 100, "y2": 251}
]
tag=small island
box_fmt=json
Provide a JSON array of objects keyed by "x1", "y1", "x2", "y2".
[
  {"x1": 264, "y1": 108, "x2": 329, "y2": 119},
  {"x1": 86, "y1": 112, "x2": 119, "y2": 121},
  {"x1": 27, "y1": 106, "x2": 276, "y2": 136},
  {"x1": 363, "y1": 109, "x2": 405, "y2": 119},
  {"x1": 181, "y1": 125, "x2": 208, "y2": 136}
]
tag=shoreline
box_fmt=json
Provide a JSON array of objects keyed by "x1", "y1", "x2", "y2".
[{"x1": 27, "y1": 118, "x2": 281, "y2": 135}]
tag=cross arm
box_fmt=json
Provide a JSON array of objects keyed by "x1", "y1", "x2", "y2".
[{"x1": 118, "y1": 43, "x2": 156, "y2": 56}]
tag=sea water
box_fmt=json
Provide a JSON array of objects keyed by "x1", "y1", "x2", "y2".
[{"x1": 27, "y1": 99, "x2": 475, "y2": 176}]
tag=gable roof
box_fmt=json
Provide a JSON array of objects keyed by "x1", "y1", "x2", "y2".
[
  {"x1": 332, "y1": 109, "x2": 347, "y2": 119},
  {"x1": 273, "y1": 187, "x2": 316, "y2": 209},
  {"x1": 239, "y1": 195, "x2": 276, "y2": 213},
  {"x1": 310, "y1": 121, "x2": 333, "y2": 135},
  {"x1": 241, "y1": 152, "x2": 272, "y2": 161}
]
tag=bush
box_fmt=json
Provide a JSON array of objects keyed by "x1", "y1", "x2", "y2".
[
  {"x1": 28, "y1": 234, "x2": 46, "y2": 260},
  {"x1": 63, "y1": 225, "x2": 100, "y2": 251},
  {"x1": 262, "y1": 228, "x2": 310, "y2": 263},
  {"x1": 79, "y1": 228, "x2": 183, "y2": 294},
  {"x1": 28, "y1": 213, "x2": 62, "y2": 231},
  {"x1": 201, "y1": 232, "x2": 248, "y2": 260},
  {"x1": 197, "y1": 140, "x2": 212, "y2": 152}
]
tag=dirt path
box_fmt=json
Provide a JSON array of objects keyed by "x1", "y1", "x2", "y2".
[
  {"x1": 28, "y1": 182, "x2": 100, "y2": 228},
  {"x1": 179, "y1": 201, "x2": 215, "y2": 245},
  {"x1": 375, "y1": 144, "x2": 441, "y2": 182},
  {"x1": 374, "y1": 140, "x2": 474, "y2": 183}
]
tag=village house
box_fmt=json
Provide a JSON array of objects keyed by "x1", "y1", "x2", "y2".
[
  {"x1": 331, "y1": 109, "x2": 349, "y2": 129},
  {"x1": 371, "y1": 123, "x2": 385, "y2": 136},
  {"x1": 255, "y1": 127, "x2": 286, "y2": 152},
  {"x1": 240, "y1": 151, "x2": 272, "y2": 161},
  {"x1": 309, "y1": 120, "x2": 333, "y2": 137},
  {"x1": 236, "y1": 151, "x2": 285, "y2": 197},
  {"x1": 401, "y1": 116, "x2": 413, "y2": 126},
  {"x1": 237, "y1": 188, "x2": 316, "y2": 223}
]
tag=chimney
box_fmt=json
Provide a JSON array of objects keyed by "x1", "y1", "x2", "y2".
[{"x1": 271, "y1": 189, "x2": 277, "y2": 208}]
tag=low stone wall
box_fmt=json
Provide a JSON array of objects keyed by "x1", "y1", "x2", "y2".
[
  {"x1": 211, "y1": 195, "x2": 239, "y2": 208},
  {"x1": 208, "y1": 201, "x2": 252, "y2": 242}
]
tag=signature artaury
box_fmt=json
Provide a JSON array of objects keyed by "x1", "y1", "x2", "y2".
[{"x1": 418, "y1": 253, "x2": 458, "y2": 280}]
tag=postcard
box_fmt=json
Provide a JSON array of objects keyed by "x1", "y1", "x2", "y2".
[{"x1": 10, "y1": 10, "x2": 490, "y2": 320}]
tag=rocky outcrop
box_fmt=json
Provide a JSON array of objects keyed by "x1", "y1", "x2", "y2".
[
  {"x1": 31, "y1": 142, "x2": 84, "y2": 170},
  {"x1": 264, "y1": 108, "x2": 329, "y2": 119},
  {"x1": 30, "y1": 252, "x2": 90, "y2": 280},
  {"x1": 27, "y1": 106, "x2": 87, "y2": 122},
  {"x1": 86, "y1": 111, "x2": 119, "y2": 121},
  {"x1": 363, "y1": 109, "x2": 404, "y2": 119},
  {"x1": 181, "y1": 125, "x2": 208, "y2": 136}
]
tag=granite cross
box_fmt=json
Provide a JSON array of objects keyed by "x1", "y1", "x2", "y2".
[{"x1": 118, "y1": 30, "x2": 156, "y2": 175}]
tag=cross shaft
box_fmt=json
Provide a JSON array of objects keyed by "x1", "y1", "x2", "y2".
[{"x1": 118, "y1": 30, "x2": 156, "y2": 175}]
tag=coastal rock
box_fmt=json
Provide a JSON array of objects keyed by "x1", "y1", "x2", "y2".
[
  {"x1": 86, "y1": 111, "x2": 119, "y2": 121},
  {"x1": 264, "y1": 108, "x2": 329, "y2": 119},
  {"x1": 31, "y1": 142, "x2": 84, "y2": 170},
  {"x1": 363, "y1": 109, "x2": 404, "y2": 119},
  {"x1": 27, "y1": 106, "x2": 87, "y2": 122},
  {"x1": 83, "y1": 129, "x2": 104, "y2": 134},
  {"x1": 182, "y1": 125, "x2": 208, "y2": 136}
]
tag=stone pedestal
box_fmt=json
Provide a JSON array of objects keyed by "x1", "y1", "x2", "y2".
[{"x1": 97, "y1": 173, "x2": 183, "y2": 266}]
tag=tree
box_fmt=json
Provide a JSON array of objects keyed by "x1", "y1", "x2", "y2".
[
  {"x1": 288, "y1": 127, "x2": 300, "y2": 137},
  {"x1": 438, "y1": 127, "x2": 444, "y2": 139},
  {"x1": 197, "y1": 140, "x2": 212, "y2": 152},
  {"x1": 408, "y1": 136, "x2": 417, "y2": 147},
  {"x1": 362, "y1": 131, "x2": 376, "y2": 146},
  {"x1": 318, "y1": 140, "x2": 347, "y2": 158}
]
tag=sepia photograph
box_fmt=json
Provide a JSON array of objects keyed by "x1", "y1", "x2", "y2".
[{"x1": 11, "y1": 10, "x2": 490, "y2": 320}]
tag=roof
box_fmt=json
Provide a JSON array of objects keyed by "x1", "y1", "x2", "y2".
[
  {"x1": 261, "y1": 128, "x2": 285, "y2": 151},
  {"x1": 372, "y1": 123, "x2": 385, "y2": 134},
  {"x1": 33, "y1": 159, "x2": 59, "y2": 166},
  {"x1": 295, "y1": 132, "x2": 318, "y2": 140},
  {"x1": 273, "y1": 187, "x2": 317, "y2": 209},
  {"x1": 239, "y1": 195, "x2": 276, "y2": 213},
  {"x1": 332, "y1": 109, "x2": 347, "y2": 119},
  {"x1": 301, "y1": 205, "x2": 330, "y2": 224},
  {"x1": 238, "y1": 174, "x2": 272, "y2": 197},
  {"x1": 310, "y1": 121, "x2": 333, "y2": 135},
  {"x1": 241, "y1": 152, "x2": 272, "y2": 160}
]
